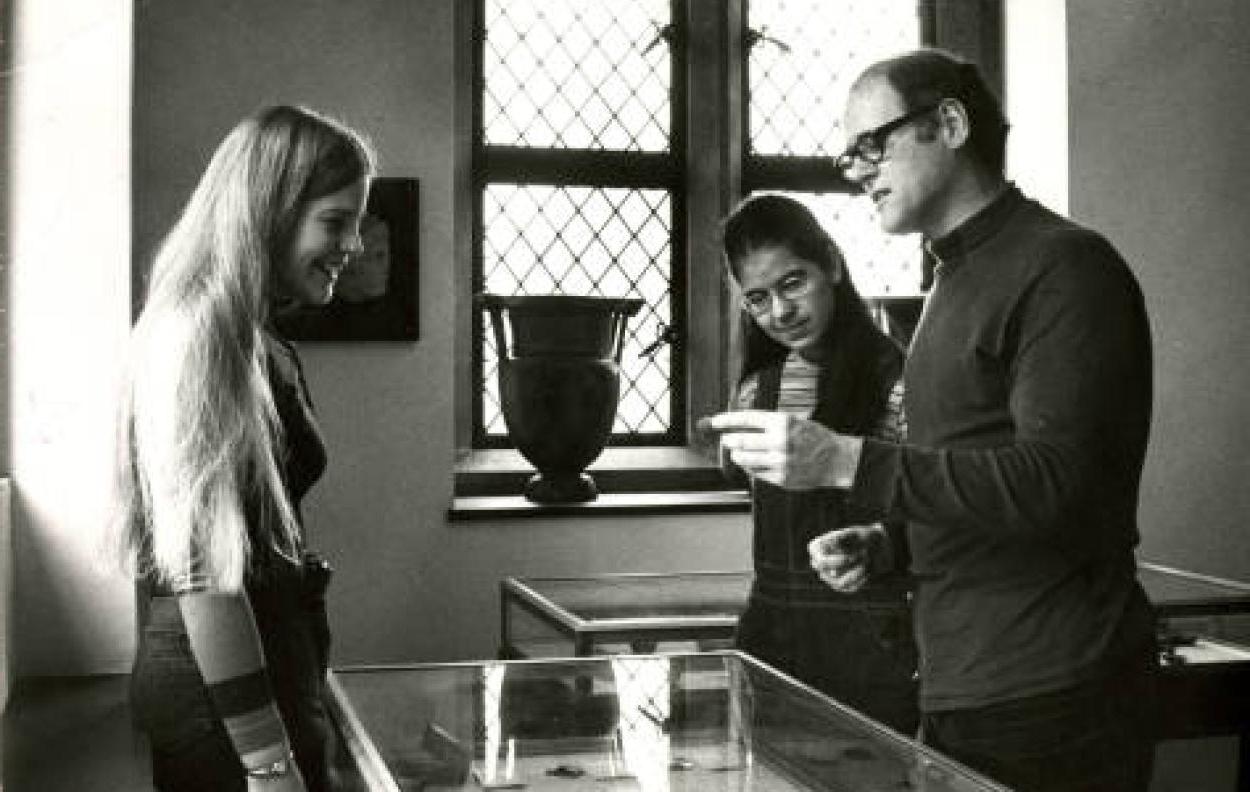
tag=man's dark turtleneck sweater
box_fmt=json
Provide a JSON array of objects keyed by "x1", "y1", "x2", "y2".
[{"x1": 848, "y1": 184, "x2": 1155, "y2": 711}]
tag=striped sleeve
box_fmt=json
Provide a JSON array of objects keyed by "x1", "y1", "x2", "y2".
[{"x1": 177, "y1": 591, "x2": 290, "y2": 770}]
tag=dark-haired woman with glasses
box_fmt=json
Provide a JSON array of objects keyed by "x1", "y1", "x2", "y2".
[{"x1": 716, "y1": 192, "x2": 918, "y2": 735}]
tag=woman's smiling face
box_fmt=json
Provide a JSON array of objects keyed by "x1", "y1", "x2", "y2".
[{"x1": 276, "y1": 177, "x2": 369, "y2": 307}]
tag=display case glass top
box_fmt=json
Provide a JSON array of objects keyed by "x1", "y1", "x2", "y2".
[
  {"x1": 1137, "y1": 563, "x2": 1250, "y2": 616},
  {"x1": 507, "y1": 571, "x2": 751, "y2": 626},
  {"x1": 330, "y1": 651, "x2": 1010, "y2": 792},
  {"x1": 500, "y1": 571, "x2": 751, "y2": 658},
  {"x1": 500, "y1": 563, "x2": 1250, "y2": 660}
]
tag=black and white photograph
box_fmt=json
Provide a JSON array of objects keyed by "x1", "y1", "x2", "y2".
[{"x1": 2, "y1": 2, "x2": 1249, "y2": 791}]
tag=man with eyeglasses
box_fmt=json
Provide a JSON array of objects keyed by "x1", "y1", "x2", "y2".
[{"x1": 702, "y1": 49, "x2": 1156, "y2": 792}]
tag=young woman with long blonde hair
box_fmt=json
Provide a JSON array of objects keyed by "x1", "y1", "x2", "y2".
[{"x1": 112, "y1": 105, "x2": 374, "y2": 791}]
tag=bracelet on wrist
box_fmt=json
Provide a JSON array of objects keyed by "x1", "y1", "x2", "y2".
[{"x1": 245, "y1": 747, "x2": 294, "y2": 780}]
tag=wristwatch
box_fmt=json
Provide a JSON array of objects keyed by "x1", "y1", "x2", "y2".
[{"x1": 245, "y1": 749, "x2": 294, "y2": 780}]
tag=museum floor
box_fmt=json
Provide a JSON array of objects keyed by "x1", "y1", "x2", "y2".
[{"x1": 1, "y1": 675, "x2": 149, "y2": 791}]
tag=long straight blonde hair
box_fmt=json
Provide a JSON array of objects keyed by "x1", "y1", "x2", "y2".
[{"x1": 112, "y1": 106, "x2": 375, "y2": 592}]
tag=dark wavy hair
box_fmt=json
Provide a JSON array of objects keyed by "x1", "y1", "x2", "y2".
[
  {"x1": 721, "y1": 193, "x2": 876, "y2": 374},
  {"x1": 719, "y1": 194, "x2": 901, "y2": 434},
  {"x1": 856, "y1": 47, "x2": 1009, "y2": 174}
]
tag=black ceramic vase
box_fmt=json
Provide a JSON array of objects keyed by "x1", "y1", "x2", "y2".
[{"x1": 478, "y1": 294, "x2": 644, "y2": 503}]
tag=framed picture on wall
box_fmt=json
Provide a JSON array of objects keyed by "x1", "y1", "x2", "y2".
[{"x1": 275, "y1": 176, "x2": 420, "y2": 342}]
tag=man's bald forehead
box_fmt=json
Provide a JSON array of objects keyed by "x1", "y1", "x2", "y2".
[{"x1": 847, "y1": 70, "x2": 900, "y2": 108}]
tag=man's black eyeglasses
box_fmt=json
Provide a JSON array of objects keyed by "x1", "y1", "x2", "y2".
[{"x1": 834, "y1": 103, "x2": 939, "y2": 175}]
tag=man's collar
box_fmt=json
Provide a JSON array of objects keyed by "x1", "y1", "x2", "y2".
[{"x1": 925, "y1": 183, "x2": 1022, "y2": 270}]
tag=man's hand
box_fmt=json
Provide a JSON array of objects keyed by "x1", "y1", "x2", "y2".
[
  {"x1": 808, "y1": 524, "x2": 890, "y2": 592},
  {"x1": 697, "y1": 410, "x2": 863, "y2": 490}
]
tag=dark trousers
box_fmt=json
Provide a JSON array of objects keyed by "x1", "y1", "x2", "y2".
[
  {"x1": 919, "y1": 648, "x2": 1158, "y2": 792},
  {"x1": 736, "y1": 596, "x2": 920, "y2": 736},
  {"x1": 149, "y1": 722, "x2": 244, "y2": 792},
  {"x1": 134, "y1": 556, "x2": 338, "y2": 792},
  {"x1": 148, "y1": 703, "x2": 339, "y2": 792}
]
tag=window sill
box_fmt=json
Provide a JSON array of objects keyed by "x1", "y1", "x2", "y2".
[
  {"x1": 448, "y1": 489, "x2": 750, "y2": 521},
  {"x1": 455, "y1": 445, "x2": 733, "y2": 494},
  {"x1": 450, "y1": 446, "x2": 750, "y2": 520}
]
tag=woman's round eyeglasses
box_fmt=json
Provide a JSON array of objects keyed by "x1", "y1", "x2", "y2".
[{"x1": 741, "y1": 269, "x2": 817, "y2": 316}]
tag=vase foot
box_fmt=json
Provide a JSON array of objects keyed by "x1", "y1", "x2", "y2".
[{"x1": 524, "y1": 472, "x2": 599, "y2": 504}]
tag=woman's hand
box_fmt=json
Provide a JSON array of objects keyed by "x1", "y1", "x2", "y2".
[{"x1": 808, "y1": 524, "x2": 889, "y2": 592}]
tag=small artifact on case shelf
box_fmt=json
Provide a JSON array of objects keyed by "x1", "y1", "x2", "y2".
[{"x1": 545, "y1": 763, "x2": 587, "y2": 778}]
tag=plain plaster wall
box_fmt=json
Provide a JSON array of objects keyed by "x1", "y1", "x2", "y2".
[
  {"x1": 1, "y1": 0, "x2": 11, "y2": 479},
  {"x1": 1, "y1": 480, "x2": 11, "y2": 706},
  {"x1": 1003, "y1": 0, "x2": 1067, "y2": 215},
  {"x1": 1067, "y1": 0, "x2": 1250, "y2": 578},
  {"x1": 8, "y1": 0, "x2": 135, "y2": 676}
]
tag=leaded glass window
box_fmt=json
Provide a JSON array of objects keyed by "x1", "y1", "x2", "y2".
[
  {"x1": 480, "y1": 185, "x2": 674, "y2": 437},
  {"x1": 746, "y1": 0, "x2": 925, "y2": 296},
  {"x1": 766, "y1": 191, "x2": 924, "y2": 297},
  {"x1": 473, "y1": 0, "x2": 931, "y2": 450},
  {"x1": 475, "y1": 0, "x2": 680, "y2": 447},
  {"x1": 482, "y1": 1, "x2": 671, "y2": 151}
]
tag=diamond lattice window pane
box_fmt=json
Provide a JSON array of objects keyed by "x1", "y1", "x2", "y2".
[
  {"x1": 482, "y1": 185, "x2": 673, "y2": 436},
  {"x1": 484, "y1": 0, "x2": 671, "y2": 151},
  {"x1": 748, "y1": 0, "x2": 920, "y2": 157},
  {"x1": 762, "y1": 191, "x2": 924, "y2": 297}
]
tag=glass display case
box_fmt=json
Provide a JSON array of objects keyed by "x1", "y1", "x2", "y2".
[
  {"x1": 1142, "y1": 563, "x2": 1250, "y2": 763},
  {"x1": 500, "y1": 563, "x2": 1250, "y2": 662},
  {"x1": 499, "y1": 564, "x2": 1250, "y2": 757},
  {"x1": 1142, "y1": 562, "x2": 1250, "y2": 647},
  {"x1": 329, "y1": 651, "x2": 1011, "y2": 792},
  {"x1": 499, "y1": 571, "x2": 750, "y2": 659}
]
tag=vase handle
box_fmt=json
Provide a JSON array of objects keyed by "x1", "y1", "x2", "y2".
[
  {"x1": 485, "y1": 303, "x2": 511, "y2": 361},
  {"x1": 612, "y1": 309, "x2": 631, "y2": 364}
]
